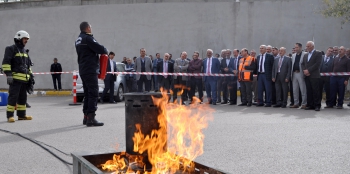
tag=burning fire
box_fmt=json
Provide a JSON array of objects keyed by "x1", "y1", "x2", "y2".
[{"x1": 101, "y1": 88, "x2": 214, "y2": 173}]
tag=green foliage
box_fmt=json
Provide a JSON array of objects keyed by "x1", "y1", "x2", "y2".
[{"x1": 320, "y1": 0, "x2": 350, "y2": 24}]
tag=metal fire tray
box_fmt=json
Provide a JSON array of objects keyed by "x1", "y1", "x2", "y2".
[{"x1": 72, "y1": 151, "x2": 228, "y2": 174}]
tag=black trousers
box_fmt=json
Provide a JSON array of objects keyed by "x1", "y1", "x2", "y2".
[
  {"x1": 126, "y1": 79, "x2": 137, "y2": 92},
  {"x1": 7, "y1": 81, "x2": 27, "y2": 118},
  {"x1": 81, "y1": 74, "x2": 98, "y2": 114},
  {"x1": 319, "y1": 76, "x2": 332, "y2": 106},
  {"x1": 159, "y1": 76, "x2": 172, "y2": 93},
  {"x1": 305, "y1": 76, "x2": 321, "y2": 108},
  {"x1": 173, "y1": 76, "x2": 187, "y2": 102},
  {"x1": 216, "y1": 77, "x2": 223, "y2": 102},
  {"x1": 137, "y1": 75, "x2": 151, "y2": 92},
  {"x1": 240, "y1": 81, "x2": 252, "y2": 104},
  {"x1": 222, "y1": 77, "x2": 237, "y2": 104},
  {"x1": 101, "y1": 76, "x2": 115, "y2": 102},
  {"x1": 51, "y1": 74, "x2": 61, "y2": 90},
  {"x1": 275, "y1": 74, "x2": 289, "y2": 106},
  {"x1": 271, "y1": 81, "x2": 276, "y2": 104},
  {"x1": 189, "y1": 77, "x2": 203, "y2": 102}
]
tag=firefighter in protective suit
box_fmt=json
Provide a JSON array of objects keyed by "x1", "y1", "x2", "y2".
[{"x1": 2, "y1": 30, "x2": 34, "y2": 123}]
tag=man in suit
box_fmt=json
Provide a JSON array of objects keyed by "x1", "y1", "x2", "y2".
[
  {"x1": 327, "y1": 46, "x2": 350, "y2": 109},
  {"x1": 216, "y1": 49, "x2": 226, "y2": 103},
  {"x1": 203, "y1": 49, "x2": 221, "y2": 105},
  {"x1": 157, "y1": 53, "x2": 174, "y2": 93},
  {"x1": 290, "y1": 43, "x2": 307, "y2": 109},
  {"x1": 101, "y1": 52, "x2": 118, "y2": 103},
  {"x1": 272, "y1": 47, "x2": 292, "y2": 108},
  {"x1": 250, "y1": 49, "x2": 259, "y2": 104},
  {"x1": 134, "y1": 48, "x2": 153, "y2": 92},
  {"x1": 125, "y1": 57, "x2": 136, "y2": 92},
  {"x1": 256, "y1": 45, "x2": 275, "y2": 107},
  {"x1": 221, "y1": 49, "x2": 239, "y2": 105},
  {"x1": 319, "y1": 47, "x2": 334, "y2": 107},
  {"x1": 220, "y1": 49, "x2": 231, "y2": 104},
  {"x1": 301, "y1": 41, "x2": 323, "y2": 111},
  {"x1": 173, "y1": 52, "x2": 189, "y2": 105},
  {"x1": 152, "y1": 53, "x2": 162, "y2": 92},
  {"x1": 188, "y1": 51, "x2": 203, "y2": 104}
]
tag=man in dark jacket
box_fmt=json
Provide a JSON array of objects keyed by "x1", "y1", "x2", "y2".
[
  {"x1": 100, "y1": 52, "x2": 118, "y2": 104},
  {"x1": 188, "y1": 51, "x2": 203, "y2": 103},
  {"x1": 50, "y1": 58, "x2": 62, "y2": 91},
  {"x1": 157, "y1": 53, "x2": 174, "y2": 93},
  {"x1": 75, "y1": 21, "x2": 108, "y2": 127},
  {"x1": 256, "y1": 45, "x2": 275, "y2": 107},
  {"x1": 125, "y1": 58, "x2": 136, "y2": 92}
]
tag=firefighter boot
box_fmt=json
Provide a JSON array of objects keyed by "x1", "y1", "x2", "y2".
[
  {"x1": 18, "y1": 115, "x2": 33, "y2": 120},
  {"x1": 86, "y1": 113, "x2": 104, "y2": 127},
  {"x1": 8, "y1": 117, "x2": 15, "y2": 123},
  {"x1": 83, "y1": 114, "x2": 87, "y2": 125}
]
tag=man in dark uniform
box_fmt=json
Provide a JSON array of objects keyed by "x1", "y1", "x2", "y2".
[
  {"x1": 2, "y1": 30, "x2": 33, "y2": 123},
  {"x1": 50, "y1": 58, "x2": 62, "y2": 91},
  {"x1": 75, "y1": 21, "x2": 108, "y2": 127},
  {"x1": 100, "y1": 52, "x2": 118, "y2": 104}
]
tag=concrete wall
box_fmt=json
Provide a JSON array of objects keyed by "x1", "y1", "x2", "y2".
[{"x1": 0, "y1": 0, "x2": 349, "y2": 89}]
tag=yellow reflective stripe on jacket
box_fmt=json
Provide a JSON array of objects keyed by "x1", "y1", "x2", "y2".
[
  {"x1": 15, "y1": 53, "x2": 28, "y2": 57},
  {"x1": 12, "y1": 72, "x2": 30, "y2": 81},
  {"x1": 7, "y1": 105, "x2": 16, "y2": 112},
  {"x1": 29, "y1": 68, "x2": 32, "y2": 74},
  {"x1": 2, "y1": 64, "x2": 11, "y2": 71},
  {"x1": 17, "y1": 104, "x2": 26, "y2": 111}
]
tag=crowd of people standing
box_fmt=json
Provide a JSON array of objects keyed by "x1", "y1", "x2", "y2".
[{"x1": 121, "y1": 43, "x2": 350, "y2": 111}]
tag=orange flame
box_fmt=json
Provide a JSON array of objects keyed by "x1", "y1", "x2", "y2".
[{"x1": 102, "y1": 88, "x2": 214, "y2": 173}]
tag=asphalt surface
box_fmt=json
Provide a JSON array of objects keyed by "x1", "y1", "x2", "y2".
[{"x1": 0, "y1": 96, "x2": 349, "y2": 174}]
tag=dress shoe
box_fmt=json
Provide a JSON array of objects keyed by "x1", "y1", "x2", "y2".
[
  {"x1": 271, "y1": 102, "x2": 277, "y2": 105},
  {"x1": 264, "y1": 104, "x2": 271, "y2": 107},
  {"x1": 290, "y1": 105, "x2": 299, "y2": 108},
  {"x1": 315, "y1": 107, "x2": 320, "y2": 111},
  {"x1": 238, "y1": 103, "x2": 247, "y2": 106},
  {"x1": 26, "y1": 103, "x2": 31, "y2": 108},
  {"x1": 212, "y1": 102, "x2": 216, "y2": 105},
  {"x1": 324, "y1": 105, "x2": 334, "y2": 108},
  {"x1": 305, "y1": 107, "x2": 315, "y2": 110},
  {"x1": 300, "y1": 105, "x2": 306, "y2": 109},
  {"x1": 336, "y1": 106, "x2": 343, "y2": 109},
  {"x1": 109, "y1": 101, "x2": 117, "y2": 104},
  {"x1": 221, "y1": 101, "x2": 228, "y2": 104},
  {"x1": 181, "y1": 102, "x2": 186, "y2": 105},
  {"x1": 273, "y1": 105, "x2": 281, "y2": 108},
  {"x1": 256, "y1": 104, "x2": 264, "y2": 107},
  {"x1": 247, "y1": 103, "x2": 252, "y2": 107},
  {"x1": 289, "y1": 103, "x2": 294, "y2": 106},
  {"x1": 281, "y1": 105, "x2": 286, "y2": 108},
  {"x1": 208, "y1": 101, "x2": 212, "y2": 104},
  {"x1": 252, "y1": 102, "x2": 257, "y2": 105},
  {"x1": 347, "y1": 103, "x2": 350, "y2": 107},
  {"x1": 216, "y1": 100, "x2": 221, "y2": 103},
  {"x1": 229, "y1": 103, "x2": 236, "y2": 105}
]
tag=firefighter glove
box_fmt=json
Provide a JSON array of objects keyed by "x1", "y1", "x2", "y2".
[{"x1": 7, "y1": 75, "x2": 13, "y2": 85}]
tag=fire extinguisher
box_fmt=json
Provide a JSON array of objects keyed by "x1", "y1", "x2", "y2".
[{"x1": 98, "y1": 54, "x2": 108, "y2": 80}]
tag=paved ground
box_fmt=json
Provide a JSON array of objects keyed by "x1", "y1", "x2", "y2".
[{"x1": 0, "y1": 96, "x2": 349, "y2": 174}]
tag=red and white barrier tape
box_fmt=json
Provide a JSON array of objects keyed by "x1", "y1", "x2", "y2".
[{"x1": 1, "y1": 71, "x2": 350, "y2": 76}]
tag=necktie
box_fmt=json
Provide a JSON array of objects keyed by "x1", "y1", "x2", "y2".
[
  {"x1": 233, "y1": 58, "x2": 236, "y2": 70},
  {"x1": 278, "y1": 57, "x2": 283, "y2": 72},
  {"x1": 207, "y1": 58, "x2": 211, "y2": 74},
  {"x1": 259, "y1": 55, "x2": 263, "y2": 72}
]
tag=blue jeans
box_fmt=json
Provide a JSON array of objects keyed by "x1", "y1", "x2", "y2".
[
  {"x1": 205, "y1": 78, "x2": 218, "y2": 103},
  {"x1": 330, "y1": 76, "x2": 345, "y2": 106},
  {"x1": 258, "y1": 74, "x2": 272, "y2": 105}
]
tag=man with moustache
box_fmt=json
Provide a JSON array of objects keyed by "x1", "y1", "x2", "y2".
[
  {"x1": 134, "y1": 48, "x2": 153, "y2": 92},
  {"x1": 290, "y1": 43, "x2": 307, "y2": 109},
  {"x1": 203, "y1": 49, "x2": 221, "y2": 105},
  {"x1": 188, "y1": 51, "x2": 204, "y2": 103},
  {"x1": 157, "y1": 53, "x2": 174, "y2": 93},
  {"x1": 173, "y1": 52, "x2": 189, "y2": 105},
  {"x1": 320, "y1": 47, "x2": 334, "y2": 108}
]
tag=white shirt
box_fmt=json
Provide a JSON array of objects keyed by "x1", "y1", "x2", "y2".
[
  {"x1": 206, "y1": 57, "x2": 213, "y2": 74},
  {"x1": 109, "y1": 59, "x2": 114, "y2": 72},
  {"x1": 259, "y1": 53, "x2": 266, "y2": 72},
  {"x1": 307, "y1": 49, "x2": 315, "y2": 62},
  {"x1": 278, "y1": 56, "x2": 284, "y2": 73},
  {"x1": 226, "y1": 57, "x2": 230, "y2": 66}
]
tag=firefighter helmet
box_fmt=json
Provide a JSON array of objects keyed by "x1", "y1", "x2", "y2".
[{"x1": 14, "y1": 30, "x2": 30, "y2": 40}]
